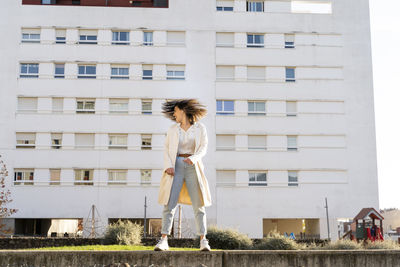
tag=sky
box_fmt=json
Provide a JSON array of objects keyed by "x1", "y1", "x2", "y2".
[{"x1": 369, "y1": 0, "x2": 400, "y2": 209}]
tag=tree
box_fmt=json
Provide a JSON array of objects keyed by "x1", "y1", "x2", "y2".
[{"x1": 0, "y1": 154, "x2": 18, "y2": 235}]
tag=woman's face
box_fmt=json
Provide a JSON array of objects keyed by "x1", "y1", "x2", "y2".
[{"x1": 173, "y1": 106, "x2": 185, "y2": 123}]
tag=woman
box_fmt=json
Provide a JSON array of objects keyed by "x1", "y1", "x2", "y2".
[{"x1": 154, "y1": 99, "x2": 212, "y2": 251}]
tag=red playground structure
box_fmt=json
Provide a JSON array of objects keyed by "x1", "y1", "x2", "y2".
[{"x1": 352, "y1": 208, "x2": 384, "y2": 242}]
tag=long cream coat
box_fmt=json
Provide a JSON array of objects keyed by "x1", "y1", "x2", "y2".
[{"x1": 157, "y1": 121, "x2": 212, "y2": 207}]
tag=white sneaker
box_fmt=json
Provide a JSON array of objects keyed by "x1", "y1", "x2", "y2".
[
  {"x1": 154, "y1": 236, "x2": 169, "y2": 251},
  {"x1": 200, "y1": 238, "x2": 211, "y2": 251}
]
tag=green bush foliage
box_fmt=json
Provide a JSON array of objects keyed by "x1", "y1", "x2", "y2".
[
  {"x1": 321, "y1": 239, "x2": 362, "y2": 250},
  {"x1": 198, "y1": 225, "x2": 253, "y2": 250},
  {"x1": 104, "y1": 219, "x2": 143, "y2": 246},
  {"x1": 364, "y1": 240, "x2": 400, "y2": 250},
  {"x1": 254, "y1": 230, "x2": 304, "y2": 250}
]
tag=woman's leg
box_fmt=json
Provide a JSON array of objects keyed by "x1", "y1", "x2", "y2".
[
  {"x1": 160, "y1": 157, "x2": 185, "y2": 236},
  {"x1": 183, "y1": 160, "x2": 207, "y2": 238}
]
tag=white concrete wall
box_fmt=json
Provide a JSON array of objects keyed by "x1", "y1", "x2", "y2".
[{"x1": 0, "y1": 0, "x2": 378, "y2": 239}]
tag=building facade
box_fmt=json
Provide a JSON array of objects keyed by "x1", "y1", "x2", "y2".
[{"x1": 0, "y1": 0, "x2": 378, "y2": 240}]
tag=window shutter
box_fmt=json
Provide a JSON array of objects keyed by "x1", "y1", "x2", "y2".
[
  {"x1": 247, "y1": 66, "x2": 265, "y2": 80},
  {"x1": 216, "y1": 0, "x2": 234, "y2": 7},
  {"x1": 167, "y1": 65, "x2": 185, "y2": 71},
  {"x1": 248, "y1": 135, "x2": 266, "y2": 149},
  {"x1": 285, "y1": 34, "x2": 295, "y2": 42},
  {"x1": 216, "y1": 135, "x2": 235, "y2": 150},
  {"x1": 79, "y1": 29, "x2": 97, "y2": 35},
  {"x1": 16, "y1": 133, "x2": 36, "y2": 141},
  {"x1": 55, "y1": 29, "x2": 66, "y2": 37},
  {"x1": 50, "y1": 169, "x2": 61, "y2": 180},
  {"x1": 52, "y1": 98, "x2": 63, "y2": 112},
  {"x1": 18, "y1": 97, "x2": 37, "y2": 111},
  {"x1": 216, "y1": 33, "x2": 234, "y2": 46},
  {"x1": 216, "y1": 170, "x2": 235, "y2": 185},
  {"x1": 167, "y1": 31, "x2": 185, "y2": 44},
  {"x1": 216, "y1": 66, "x2": 234, "y2": 79},
  {"x1": 287, "y1": 136, "x2": 297, "y2": 147},
  {"x1": 75, "y1": 134, "x2": 94, "y2": 146}
]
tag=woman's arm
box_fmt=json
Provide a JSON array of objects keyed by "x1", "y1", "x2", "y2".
[
  {"x1": 163, "y1": 127, "x2": 174, "y2": 173},
  {"x1": 188, "y1": 124, "x2": 208, "y2": 164}
]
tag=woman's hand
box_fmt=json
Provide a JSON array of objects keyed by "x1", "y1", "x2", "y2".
[
  {"x1": 165, "y1": 168, "x2": 175, "y2": 176},
  {"x1": 183, "y1": 158, "x2": 193, "y2": 165}
]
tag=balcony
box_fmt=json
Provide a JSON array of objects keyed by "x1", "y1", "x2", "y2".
[{"x1": 22, "y1": 0, "x2": 168, "y2": 8}]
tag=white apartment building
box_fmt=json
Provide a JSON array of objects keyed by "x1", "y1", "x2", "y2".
[{"x1": 0, "y1": 0, "x2": 378, "y2": 240}]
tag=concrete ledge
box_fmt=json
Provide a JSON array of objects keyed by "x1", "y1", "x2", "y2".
[{"x1": 0, "y1": 250, "x2": 400, "y2": 267}]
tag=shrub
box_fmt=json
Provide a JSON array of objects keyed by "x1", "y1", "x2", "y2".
[
  {"x1": 321, "y1": 239, "x2": 362, "y2": 250},
  {"x1": 364, "y1": 240, "x2": 400, "y2": 250},
  {"x1": 254, "y1": 230, "x2": 304, "y2": 250},
  {"x1": 197, "y1": 225, "x2": 253, "y2": 250},
  {"x1": 104, "y1": 219, "x2": 143, "y2": 245}
]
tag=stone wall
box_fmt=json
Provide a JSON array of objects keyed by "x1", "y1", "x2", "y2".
[{"x1": 0, "y1": 250, "x2": 400, "y2": 267}]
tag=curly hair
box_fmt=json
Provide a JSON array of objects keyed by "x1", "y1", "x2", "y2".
[{"x1": 162, "y1": 99, "x2": 207, "y2": 125}]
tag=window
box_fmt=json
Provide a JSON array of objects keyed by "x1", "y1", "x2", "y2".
[
  {"x1": 142, "y1": 65, "x2": 153, "y2": 80},
  {"x1": 286, "y1": 67, "x2": 296, "y2": 82},
  {"x1": 16, "y1": 133, "x2": 36, "y2": 149},
  {"x1": 20, "y1": 63, "x2": 39, "y2": 78},
  {"x1": 111, "y1": 66, "x2": 129, "y2": 79},
  {"x1": 14, "y1": 169, "x2": 34, "y2": 185},
  {"x1": 21, "y1": 29, "x2": 40, "y2": 43},
  {"x1": 286, "y1": 101, "x2": 297, "y2": 116},
  {"x1": 167, "y1": 31, "x2": 185, "y2": 46},
  {"x1": 75, "y1": 133, "x2": 95, "y2": 149},
  {"x1": 74, "y1": 169, "x2": 93, "y2": 185},
  {"x1": 288, "y1": 171, "x2": 298, "y2": 187},
  {"x1": 249, "y1": 171, "x2": 267, "y2": 186},
  {"x1": 72, "y1": 0, "x2": 80, "y2": 4},
  {"x1": 216, "y1": 0, "x2": 234, "y2": 11},
  {"x1": 216, "y1": 100, "x2": 234, "y2": 115},
  {"x1": 54, "y1": 63, "x2": 65, "y2": 78},
  {"x1": 108, "y1": 170, "x2": 127, "y2": 185},
  {"x1": 166, "y1": 65, "x2": 185, "y2": 80},
  {"x1": 52, "y1": 97, "x2": 63, "y2": 113},
  {"x1": 51, "y1": 133, "x2": 62, "y2": 149},
  {"x1": 216, "y1": 66, "x2": 234, "y2": 81},
  {"x1": 216, "y1": 32, "x2": 234, "y2": 47},
  {"x1": 287, "y1": 136, "x2": 297, "y2": 151},
  {"x1": 109, "y1": 134, "x2": 128, "y2": 149},
  {"x1": 79, "y1": 30, "x2": 97, "y2": 44},
  {"x1": 141, "y1": 134, "x2": 152, "y2": 150},
  {"x1": 50, "y1": 169, "x2": 60, "y2": 185},
  {"x1": 76, "y1": 99, "x2": 95, "y2": 113},
  {"x1": 248, "y1": 135, "x2": 266, "y2": 150},
  {"x1": 55, "y1": 29, "x2": 66, "y2": 44},
  {"x1": 216, "y1": 170, "x2": 235, "y2": 186},
  {"x1": 142, "y1": 99, "x2": 152, "y2": 115},
  {"x1": 285, "y1": 34, "x2": 295, "y2": 48},
  {"x1": 42, "y1": 0, "x2": 53, "y2": 4},
  {"x1": 216, "y1": 135, "x2": 235, "y2": 151},
  {"x1": 247, "y1": 0, "x2": 264, "y2": 12},
  {"x1": 248, "y1": 101, "x2": 266, "y2": 116},
  {"x1": 112, "y1": 31, "x2": 130, "y2": 45},
  {"x1": 247, "y1": 66, "x2": 265, "y2": 81},
  {"x1": 247, "y1": 34, "x2": 264, "y2": 48},
  {"x1": 141, "y1": 170, "x2": 152, "y2": 185},
  {"x1": 109, "y1": 98, "x2": 128, "y2": 114},
  {"x1": 78, "y1": 65, "x2": 96, "y2": 79},
  {"x1": 18, "y1": 97, "x2": 37, "y2": 113},
  {"x1": 143, "y1": 32, "x2": 153, "y2": 46}
]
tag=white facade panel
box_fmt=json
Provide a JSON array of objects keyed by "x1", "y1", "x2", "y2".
[{"x1": 0, "y1": 0, "x2": 378, "y2": 240}]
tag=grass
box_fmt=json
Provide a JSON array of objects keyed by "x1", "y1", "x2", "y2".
[{"x1": 20, "y1": 245, "x2": 220, "y2": 251}]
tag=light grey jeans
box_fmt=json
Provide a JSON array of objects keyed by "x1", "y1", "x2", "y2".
[{"x1": 161, "y1": 156, "x2": 207, "y2": 236}]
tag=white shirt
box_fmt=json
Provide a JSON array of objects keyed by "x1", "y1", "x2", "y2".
[{"x1": 177, "y1": 122, "x2": 196, "y2": 154}]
